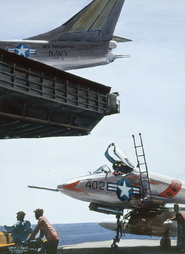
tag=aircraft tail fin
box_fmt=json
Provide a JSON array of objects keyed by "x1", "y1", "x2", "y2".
[{"x1": 27, "y1": 0, "x2": 126, "y2": 42}]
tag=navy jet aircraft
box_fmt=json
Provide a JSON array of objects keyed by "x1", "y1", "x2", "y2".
[
  {"x1": 29, "y1": 135, "x2": 185, "y2": 248},
  {"x1": 0, "y1": 0, "x2": 131, "y2": 70}
]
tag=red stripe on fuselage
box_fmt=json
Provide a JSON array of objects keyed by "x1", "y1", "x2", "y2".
[{"x1": 159, "y1": 179, "x2": 182, "y2": 198}]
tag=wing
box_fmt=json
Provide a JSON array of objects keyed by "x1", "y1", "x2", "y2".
[{"x1": 99, "y1": 207, "x2": 177, "y2": 237}]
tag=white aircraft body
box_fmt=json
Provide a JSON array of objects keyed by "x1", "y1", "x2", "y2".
[
  {"x1": 0, "y1": 0, "x2": 131, "y2": 70},
  {"x1": 29, "y1": 135, "x2": 185, "y2": 248}
]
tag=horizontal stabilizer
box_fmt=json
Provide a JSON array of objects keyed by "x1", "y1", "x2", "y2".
[
  {"x1": 28, "y1": 185, "x2": 59, "y2": 192},
  {"x1": 112, "y1": 35, "x2": 132, "y2": 43}
]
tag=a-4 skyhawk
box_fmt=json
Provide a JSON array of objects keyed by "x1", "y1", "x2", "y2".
[
  {"x1": 0, "y1": 0, "x2": 131, "y2": 70},
  {"x1": 29, "y1": 134, "x2": 185, "y2": 248}
]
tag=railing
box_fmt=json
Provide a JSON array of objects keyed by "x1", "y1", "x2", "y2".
[{"x1": 0, "y1": 61, "x2": 108, "y2": 114}]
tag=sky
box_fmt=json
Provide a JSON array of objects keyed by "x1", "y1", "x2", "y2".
[{"x1": 0, "y1": 0, "x2": 185, "y2": 226}]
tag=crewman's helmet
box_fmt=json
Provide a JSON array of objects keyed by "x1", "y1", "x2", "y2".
[{"x1": 113, "y1": 161, "x2": 120, "y2": 169}]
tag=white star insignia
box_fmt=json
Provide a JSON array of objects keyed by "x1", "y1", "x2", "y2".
[
  {"x1": 17, "y1": 45, "x2": 29, "y2": 57},
  {"x1": 118, "y1": 181, "x2": 132, "y2": 198}
]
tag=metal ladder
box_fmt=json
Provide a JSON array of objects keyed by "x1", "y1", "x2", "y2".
[{"x1": 132, "y1": 133, "x2": 151, "y2": 200}]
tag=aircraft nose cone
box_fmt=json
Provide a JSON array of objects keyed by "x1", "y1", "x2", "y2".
[
  {"x1": 58, "y1": 180, "x2": 80, "y2": 192},
  {"x1": 57, "y1": 180, "x2": 87, "y2": 195}
]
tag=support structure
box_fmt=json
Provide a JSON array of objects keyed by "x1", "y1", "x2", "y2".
[{"x1": 0, "y1": 49, "x2": 120, "y2": 138}]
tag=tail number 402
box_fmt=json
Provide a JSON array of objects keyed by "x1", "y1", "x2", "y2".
[{"x1": 86, "y1": 181, "x2": 105, "y2": 190}]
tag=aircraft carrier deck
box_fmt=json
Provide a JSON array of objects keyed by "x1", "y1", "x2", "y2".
[
  {"x1": 0, "y1": 49, "x2": 119, "y2": 139},
  {"x1": 58, "y1": 239, "x2": 183, "y2": 254}
]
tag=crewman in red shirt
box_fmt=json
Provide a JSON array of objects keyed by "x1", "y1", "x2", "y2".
[{"x1": 31, "y1": 209, "x2": 59, "y2": 254}]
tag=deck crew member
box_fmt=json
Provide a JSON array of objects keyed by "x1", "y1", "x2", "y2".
[
  {"x1": 4, "y1": 211, "x2": 32, "y2": 243},
  {"x1": 30, "y1": 209, "x2": 59, "y2": 254},
  {"x1": 169, "y1": 204, "x2": 185, "y2": 249}
]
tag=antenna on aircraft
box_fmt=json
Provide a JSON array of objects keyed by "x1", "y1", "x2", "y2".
[{"x1": 28, "y1": 185, "x2": 59, "y2": 192}]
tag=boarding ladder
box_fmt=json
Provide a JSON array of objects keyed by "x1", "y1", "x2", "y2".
[{"x1": 132, "y1": 133, "x2": 151, "y2": 201}]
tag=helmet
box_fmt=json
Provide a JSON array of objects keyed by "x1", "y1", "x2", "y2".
[{"x1": 113, "y1": 161, "x2": 120, "y2": 169}]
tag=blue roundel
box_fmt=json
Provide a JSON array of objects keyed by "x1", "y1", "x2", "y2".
[
  {"x1": 14, "y1": 44, "x2": 30, "y2": 57},
  {"x1": 116, "y1": 179, "x2": 133, "y2": 201}
]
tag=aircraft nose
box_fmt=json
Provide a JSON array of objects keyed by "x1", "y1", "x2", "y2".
[
  {"x1": 57, "y1": 179, "x2": 87, "y2": 195},
  {"x1": 58, "y1": 180, "x2": 80, "y2": 192}
]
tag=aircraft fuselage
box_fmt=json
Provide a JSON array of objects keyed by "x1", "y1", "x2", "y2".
[
  {"x1": 0, "y1": 40, "x2": 116, "y2": 70},
  {"x1": 58, "y1": 167, "x2": 185, "y2": 209}
]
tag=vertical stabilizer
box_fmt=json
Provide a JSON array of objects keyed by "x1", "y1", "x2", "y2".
[{"x1": 27, "y1": 0, "x2": 125, "y2": 41}]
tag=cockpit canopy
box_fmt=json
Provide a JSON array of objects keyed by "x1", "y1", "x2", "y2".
[
  {"x1": 105, "y1": 143, "x2": 134, "y2": 175},
  {"x1": 91, "y1": 144, "x2": 134, "y2": 176},
  {"x1": 92, "y1": 165, "x2": 111, "y2": 175},
  {"x1": 105, "y1": 143, "x2": 134, "y2": 168}
]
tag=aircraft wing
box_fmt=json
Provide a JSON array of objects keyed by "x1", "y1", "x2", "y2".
[
  {"x1": 27, "y1": 0, "x2": 126, "y2": 42},
  {"x1": 99, "y1": 207, "x2": 177, "y2": 238}
]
